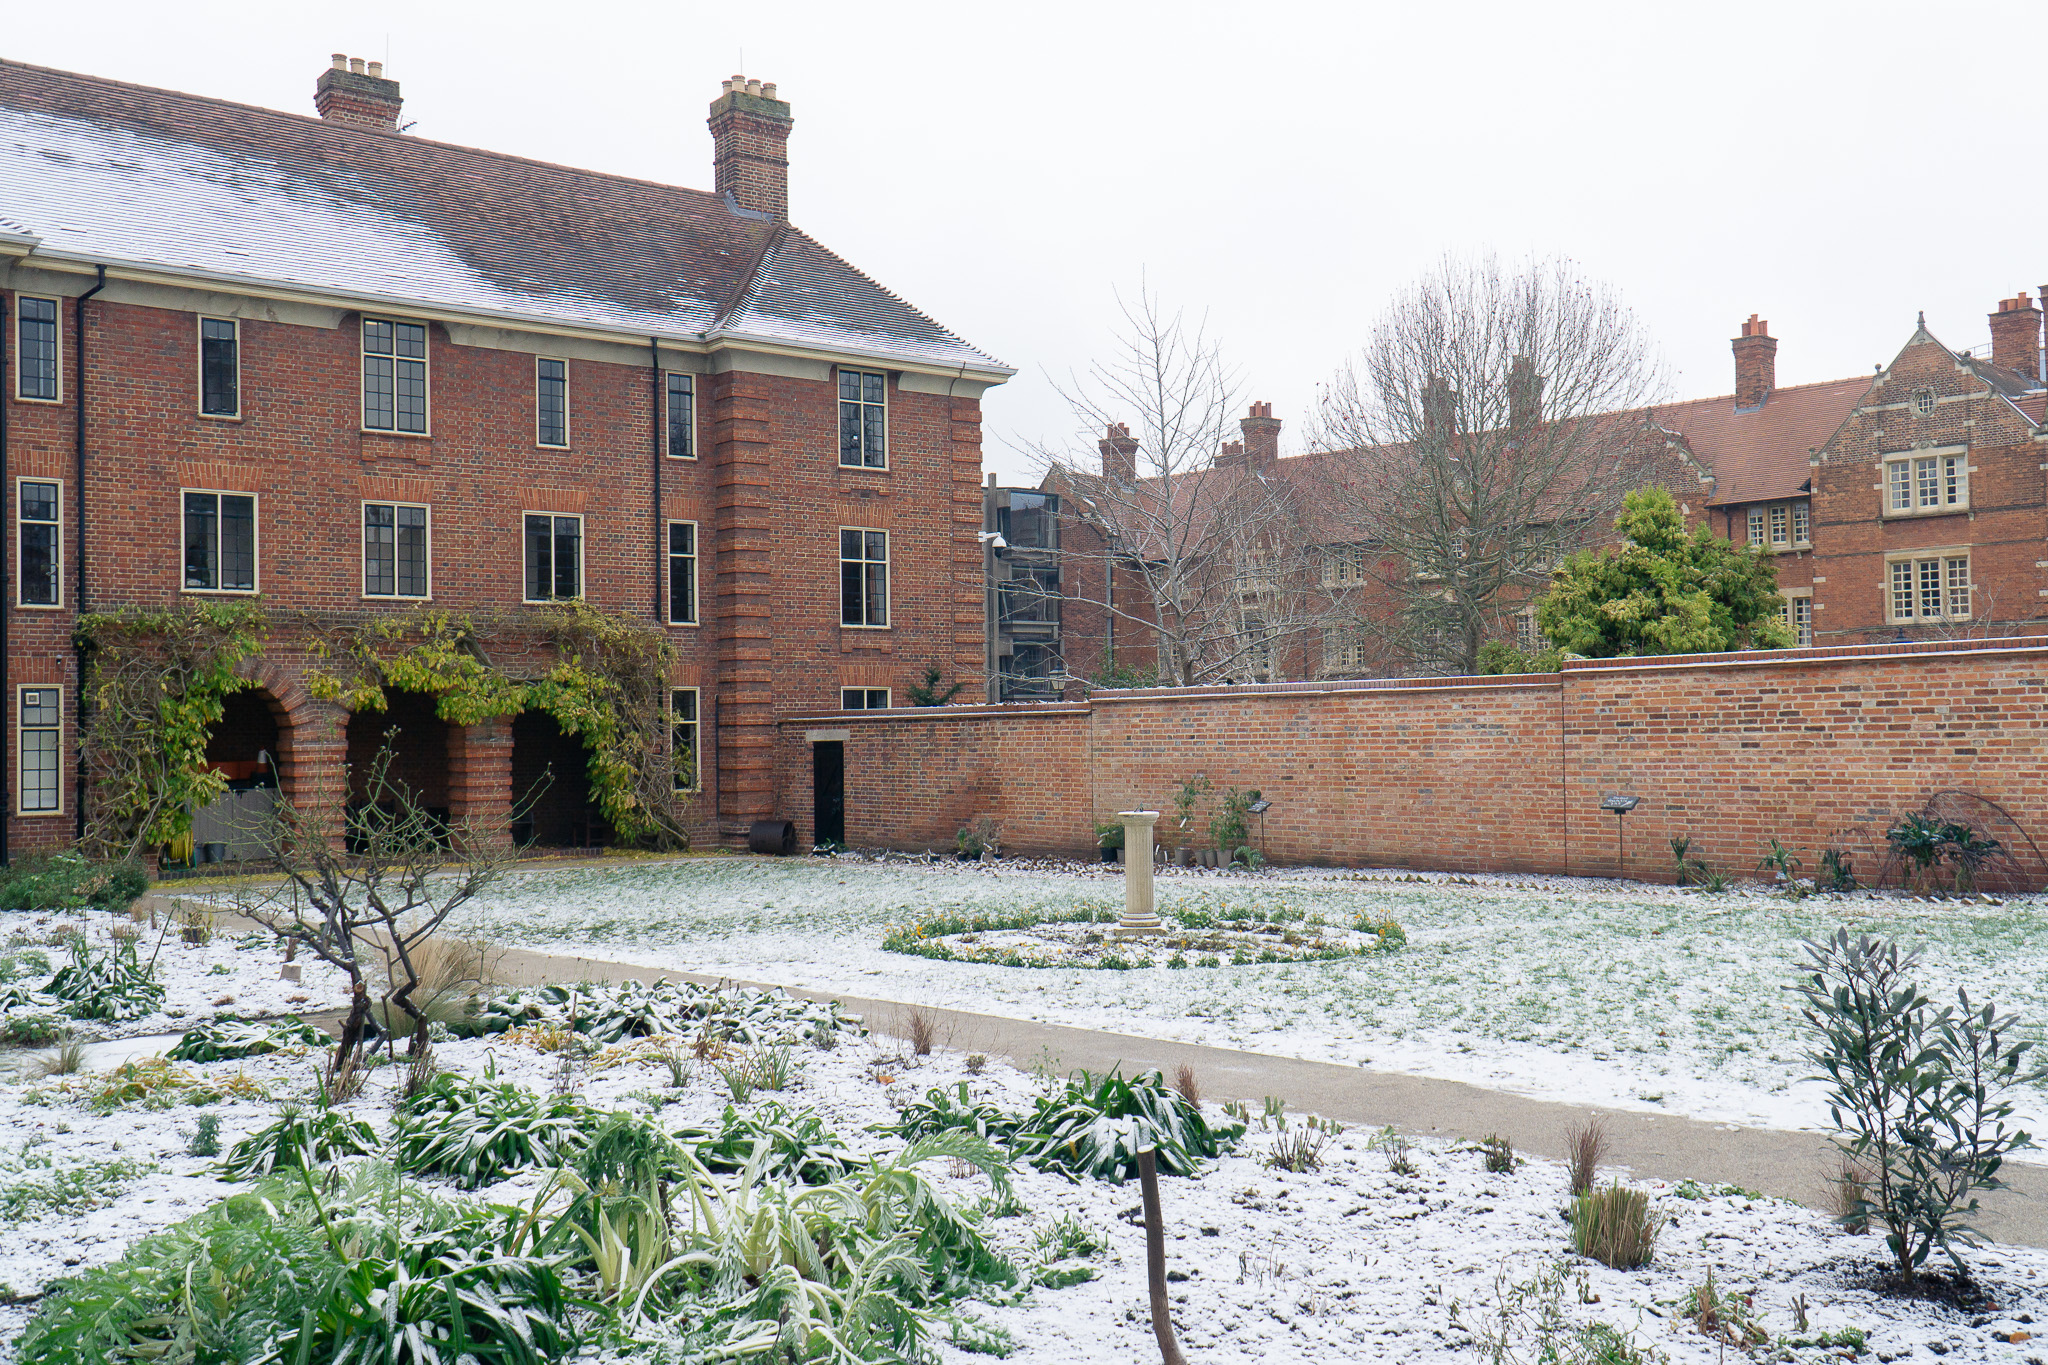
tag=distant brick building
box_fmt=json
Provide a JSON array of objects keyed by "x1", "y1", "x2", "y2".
[
  {"x1": 1010, "y1": 300, "x2": 2048, "y2": 687},
  {"x1": 0, "y1": 55, "x2": 1008, "y2": 859}
]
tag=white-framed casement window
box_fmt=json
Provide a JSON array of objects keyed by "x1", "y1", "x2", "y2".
[
  {"x1": 1747, "y1": 507, "x2": 1765, "y2": 547},
  {"x1": 182, "y1": 490, "x2": 258, "y2": 593},
  {"x1": 17, "y1": 478, "x2": 60, "y2": 608},
  {"x1": 363, "y1": 502, "x2": 430, "y2": 599},
  {"x1": 666, "y1": 373, "x2": 696, "y2": 459},
  {"x1": 670, "y1": 687, "x2": 700, "y2": 792},
  {"x1": 199, "y1": 316, "x2": 240, "y2": 418},
  {"x1": 1322, "y1": 543, "x2": 1365, "y2": 586},
  {"x1": 1750, "y1": 500, "x2": 1812, "y2": 548},
  {"x1": 841, "y1": 687, "x2": 890, "y2": 709},
  {"x1": 1514, "y1": 606, "x2": 1539, "y2": 650},
  {"x1": 838, "y1": 369, "x2": 887, "y2": 469},
  {"x1": 1324, "y1": 633, "x2": 1368, "y2": 676},
  {"x1": 1778, "y1": 590, "x2": 1813, "y2": 647},
  {"x1": 667, "y1": 520, "x2": 698, "y2": 625},
  {"x1": 16, "y1": 297, "x2": 60, "y2": 403},
  {"x1": 839, "y1": 527, "x2": 889, "y2": 627},
  {"x1": 17, "y1": 686, "x2": 60, "y2": 815},
  {"x1": 1884, "y1": 448, "x2": 1967, "y2": 515},
  {"x1": 1887, "y1": 551, "x2": 1972, "y2": 623},
  {"x1": 523, "y1": 513, "x2": 583, "y2": 602},
  {"x1": 362, "y1": 317, "x2": 429, "y2": 434},
  {"x1": 536, "y1": 357, "x2": 568, "y2": 447},
  {"x1": 1793, "y1": 502, "x2": 1810, "y2": 545}
]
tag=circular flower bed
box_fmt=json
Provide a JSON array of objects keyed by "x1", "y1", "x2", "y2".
[{"x1": 882, "y1": 903, "x2": 1405, "y2": 970}]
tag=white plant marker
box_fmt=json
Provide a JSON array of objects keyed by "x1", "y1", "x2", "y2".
[{"x1": 1118, "y1": 810, "x2": 1164, "y2": 936}]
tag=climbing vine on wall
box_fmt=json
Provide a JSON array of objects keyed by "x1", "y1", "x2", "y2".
[
  {"x1": 75, "y1": 602, "x2": 270, "y2": 858},
  {"x1": 305, "y1": 603, "x2": 694, "y2": 848}
]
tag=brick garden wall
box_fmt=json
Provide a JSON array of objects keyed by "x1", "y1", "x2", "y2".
[{"x1": 779, "y1": 636, "x2": 2048, "y2": 883}]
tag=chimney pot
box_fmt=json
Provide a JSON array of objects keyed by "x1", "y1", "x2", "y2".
[
  {"x1": 762, "y1": 82, "x2": 777, "y2": 98},
  {"x1": 1099, "y1": 422, "x2": 1140, "y2": 482},
  {"x1": 709, "y1": 74, "x2": 794, "y2": 219},
  {"x1": 316, "y1": 52, "x2": 405, "y2": 132},
  {"x1": 349, "y1": 57, "x2": 365, "y2": 74},
  {"x1": 1732, "y1": 316, "x2": 1777, "y2": 408},
  {"x1": 330, "y1": 53, "x2": 347, "y2": 69},
  {"x1": 1987, "y1": 288, "x2": 2042, "y2": 375},
  {"x1": 366, "y1": 61, "x2": 383, "y2": 79},
  {"x1": 1239, "y1": 401, "x2": 1282, "y2": 465}
]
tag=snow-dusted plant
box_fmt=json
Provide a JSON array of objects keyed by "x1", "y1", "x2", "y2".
[
  {"x1": 1795, "y1": 929, "x2": 2035, "y2": 1285},
  {"x1": 218, "y1": 1105, "x2": 380, "y2": 1180},
  {"x1": 1015, "y1": 1067, "x2": 1243, "y2": 1182},
  {"x1": 166, "y1": 1014, "x2": 325, "y2": 1062},
  {"x1": 390, "y1": 1072, "x2": 592, "y2": 1189},
  {"x1": 42, "y1": 936, "x2": 164, "y2": 1022}
]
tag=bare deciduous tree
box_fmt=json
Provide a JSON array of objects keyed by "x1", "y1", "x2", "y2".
[
  {"x1": 234, "y1": 743, "x2": 506, "y2": 1070},
  {"x1": 1034, "y1": 285, "x2": 1325, "y2": 687},
  {"x1": 1309, "y1": 255, "x2": 1666, "y2": 675}
]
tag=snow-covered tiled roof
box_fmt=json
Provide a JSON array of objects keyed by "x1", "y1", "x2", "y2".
[{"x1": 0, "y1": 59, "x2": 1009, "y2": 375}]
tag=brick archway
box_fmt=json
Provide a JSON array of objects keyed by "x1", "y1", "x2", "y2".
[{"x1": 230, "y1": 659, "x2": 344, "y2": 818}]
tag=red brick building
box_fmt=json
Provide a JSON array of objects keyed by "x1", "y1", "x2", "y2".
[
  {"x1": 0, "y1": 55, "x2": 1009, "y2": 858},
  {"x1": 1021, "y1": 301, "x2": 2048, "y2": 688}
]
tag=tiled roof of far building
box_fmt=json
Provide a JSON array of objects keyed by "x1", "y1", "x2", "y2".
[
  {"x1": 1654, "y1": 376, "x2": 1870, "y2": 508},
  {"x1": 0, "y1": 59, "x2": 1007, "y2": 373}
]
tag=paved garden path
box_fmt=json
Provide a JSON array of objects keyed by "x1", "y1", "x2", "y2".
[{"x1": 489, "y1": 944, "x2": 2048, "y2": 1249}]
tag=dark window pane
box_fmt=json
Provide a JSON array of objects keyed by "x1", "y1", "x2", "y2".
[
  {"x1": 20, "y1": 482, "x2": 56, "y2": 524},
  {"x1": 20, "y1": 525, "x2": 55, "y2": 606},
  {"x1": 364, "y1": 503, "x2": 395, "y2": 596},
  {"x1": 668, "y1": 522, "x2": 696, "y2": 625},
  {"x1": 397, "y1": 506, "x2": 427, "y2": 597},
  {"x1": 863, "y1": 373, "x2": 885, "y2": 405},
  {"x1": 666, "y1": 373, "x2": 694, "y2": 458},
  {"x1": 865, "y1": 531, "x2": 887, "y2": 562},
  {"x1": 552, "y1": 516, "x2": 581, "y2": 599},
  {"x1": 524, "y1": 515, "x2": 551, "y2": 600},
  {"x1": 200, "y1": 318, "x2": 238, "y2": 415},
  {"x1": 841, "y1": 561, "x2": 864, "y2": 624},
  {"x1": 839, "y1": 371, "x2": 860, "y2": 402},
  {"x1": 184, "y1": 493, "x2": 218, "y2": 589},
  {"x1": 865, "y1": 563, "x2": 887, "y2": 626},
  {"x1": 363, "y1": 319, "x2": 393, "y2": 355},
  {"x1": 537, "y1": 359, "x2": 567, "y2": 446},
  {"x1": 839, "y1": 402, "x2": 863, "y2": 465},
  {"x1": 219, "y1": 495, "x2": 255, "y2": 590},
  {"x1": 394, "y1": 322, "x2": 426, "y2": 359},
  {"x1": 19, "y1": 299, "x2": 57, "y2": 401},
  {"x1": 840, "y1": 529, "x2": 861, "y2": 560},
  {"x1": 395, "y1": 358, "x2": 427, "y2": 433},
  {"x1": 364, "y1": 355, "x2": 395, "y2": 429}
]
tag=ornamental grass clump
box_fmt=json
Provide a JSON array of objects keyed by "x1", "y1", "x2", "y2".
[
  {"x1": 1569, "y1": 1182, "x2": 1663, "y2": 1269},
  {"x1": 44, "y1": 936, "x2": 164, "y2": 1022},
  {"x1": 219, "y1": 1106, "x2": 380, "y2": 1180},
  {"x1": 390, "y1": 1072, "x2": 592, "y2": 1189},
  {"x1": 1794, "y1": 929, "x2": 2034, "y2": 1285}
]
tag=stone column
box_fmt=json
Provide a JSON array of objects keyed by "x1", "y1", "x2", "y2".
[{"x1": 1118, "y1": 810, "x2": 1162, "y2": 935}]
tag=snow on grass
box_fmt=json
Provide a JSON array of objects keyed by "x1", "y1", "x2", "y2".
[
  {"x1": 450, "y1": 857, "x2": 2048, "y2": 1139},
  {"x1": 1, "y1": 966, "x2": 2047, "y2": 1363}
]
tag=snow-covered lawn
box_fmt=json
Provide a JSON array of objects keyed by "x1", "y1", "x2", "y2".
[
  {"x1": 446, "y1": 856, "x2": 2048, "y2": 1138},
  {"x1": 2, "y1": 945, "x2": 2047, "y2": 1363}
]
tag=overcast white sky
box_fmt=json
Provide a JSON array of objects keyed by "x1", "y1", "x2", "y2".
[{"x1": 10, "y1": 1, "x2": 2048, "y2": 482}]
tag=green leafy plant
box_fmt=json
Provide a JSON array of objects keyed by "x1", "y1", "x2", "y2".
[
  {"x1": 1264, "y1": 1112, "x2": 1341, "y2": 1172},
  {"x1": 43, "y1": 936, "x2": 165, "y2": 1022},
  {"x1": 279, "y1": 1247, "x2": 585, "y2": 1365},
  {"x1": 1366, "y1": 1124, "x2": 1418, "y2": 1175},
  {"x1": 682, "y1": 1102, "x2": 859, "y2": 1185},
  {"x1": 1885, "y1": 812, "x2": 1950, "y2": 894},
  {"x1": 219, "y1": 1107, "x2": 380, "y2": 1180},
  {"x1": 1480, "y1": 1133, "x2": 1517, "y2": 1174},
  {"x1": 891, "y1": 1081, "x2": 1025, "y2": 1146},
  {"x1": 0, "y1": 1011, "x2": 67, "y2": 1047},
  {"x1": 1093, "y1": 821, "x2": 1125, "y2": 850},
  {"x1": 1015, "y1": 1067, "x2": 1243, "y2": 1182},
  {"x1": 1211, "y1": 787, "x2": 1257, "y2": 855},
  {"x1": 905, "y1": 663, "x2": 965, "y2": 707},
  {"x1": 188, "y1": 1113, "x2": 222, "y2": 1158},
  {"x1": 1757, "y1": 838, "x2": 1804, "y2": 882},
  {"x1": 1818, "y1": 847, "x2": 1859, "y2": 893},
  {"x1": 1794, "y1": 930, "x2": 2034, "y2": 1284},
  {"x1": 1569, "y1": 1182, "x2": 1662, "y2": 1269},
  {"x1": 0, "y1": 1150, "x2": 155, "y2": 1223},
  {"x1": 167, "y1": 1016, "x2": 327, "y2": 1063},
  {"x1": 390, "y1": 1074, "x2": 592, "y2": 1189}
]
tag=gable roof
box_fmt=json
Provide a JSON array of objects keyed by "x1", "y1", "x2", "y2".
[
  {"x1": 1653, "y1": 375, "x2": 1869, "y2": 507},
  {"x1": 0, "y1": 58, "x2": 1009, "y2": 375}
]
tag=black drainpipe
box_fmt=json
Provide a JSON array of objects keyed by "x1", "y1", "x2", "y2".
[
  {"x1": 0, "y1": 295, "x2": 10, "y2": 866},
  {"x1": 650, "y1": 338, "x2": 663, "y2": 620},
  {"x1": 72, "y1": 265, "x2": 105, "y2": 844}
]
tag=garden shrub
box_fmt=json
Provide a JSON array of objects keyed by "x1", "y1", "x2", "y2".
[
  {"x1": 1794, "y1": 929, "x2": 2034, "y2": 1283},
  {"x1": 679, "y1": 1102, "x2": 859, "y2": 1185},
  {"x1": 43, "y1": 936, "x2": 164, "y2": 1022},
  {"x1": 1014, "y1": 1067, "x2": 1243, "y2": 1182},
  {"x1": 391, "y1": 1072, "x2": 592, "y2": 1188},
  {"x1": 464, "y1": 978, "x2": 859, "y2": 1048},
  {"x1": 219, "y1": 1107, "x2": 381, "y2": 1180},
  {"x1": 168, "y1": 1015, "x2": 327, "y2": 1063},
  {"x1": 892, "y1": 1081, "x2": 1025, "y2": 1145},
  {"x1": 1569, "y1": 1182, "x2": 1662, "y2": 1269},
  {"x1": 0, "y1": 854, "x2": 148, "y2": 913}
]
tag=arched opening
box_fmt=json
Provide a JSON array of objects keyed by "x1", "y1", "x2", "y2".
[
  {"x1": 188, "y1": 687, "x2": 284, "y2": 865},
  {"x1": 345, "y1": 690, "x2": 452, "y2": 848},
  {"x1": 510, "y1": 709, "x2": 608, "y2": 849}
]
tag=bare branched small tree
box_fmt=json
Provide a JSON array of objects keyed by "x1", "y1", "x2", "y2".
[
  {"x1": 1309, "y1": 255, "x2": 1667, "y2": 675},
  {"x1": 234, "y1": 742, "x2": 506, "y2": 1070},
  {"x1": 1033, "y1": 284, "x2": 1325, "y2": 687}
]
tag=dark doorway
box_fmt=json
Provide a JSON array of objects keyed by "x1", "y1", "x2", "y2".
[
  {"x1": 813, "y1": 741, "x2": 845, "y2": 848},
  {"x1": 511, "y1": 710, "x2": 610, "y2": 848},
  {"x1": 191, "y1": 688, "x2": 283, "y2": 864},
  {"x1": 345, "y1": 691, "x2": 452, "y2": 850}
]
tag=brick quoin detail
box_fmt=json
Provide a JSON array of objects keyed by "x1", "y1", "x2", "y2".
[{"x1": 778, "y1": 638, "x2": 2048, "y2": 885}]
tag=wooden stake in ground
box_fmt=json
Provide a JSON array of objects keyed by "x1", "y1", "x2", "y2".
[{"x1": 1138, "y1": 1146, "x2": 1188, "y2": 1365}]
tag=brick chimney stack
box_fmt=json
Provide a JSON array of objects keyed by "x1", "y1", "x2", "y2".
[
  {"x1": 1099, "y1": 423, "x2": 1139, "y2": 483},
  {"x1": 1508, "y1": 356, "x2": 1543, "y2": 430},
  {"x1": 1988, "y1": 291, "x2": 2042, "y2": 378},
  {"x1": 315, "y1": 54, "x2": 403, "y2": 132},
  {"x1": 708, "y1": 75, "x2": 793, "y2": 219},
  {"x1": 1239, "y1": 401, "x2": 1281, "y2": 466},
  {"x1": 1732, "y1": 315, "x2": 1776, "y2": 409}
]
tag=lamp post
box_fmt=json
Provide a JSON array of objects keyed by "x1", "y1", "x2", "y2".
[
  {"x1": 1600, "y1": 793, "x2": 1639, "y2": 877},
  {"x1": 1117, "y1": 810, "x2": 1163, "y2": 935}
]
